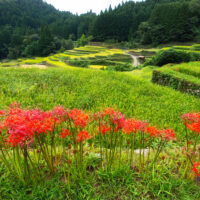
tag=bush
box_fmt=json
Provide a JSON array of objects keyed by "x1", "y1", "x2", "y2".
[
  {"x1": 90, "y1": 59, "x2": 119, "y2": 66},
  {"x1": 63, "y1": 39, "x2": 74, "y2": 50},
  {"x1": 144, "y1": 49, "x2": 200, "y2": 66},
  {"x1": 68, "y1": 59, "x2": 89, "y2": 68},
  {"x1": 107, "y1": 63, "x2": 133, "y2": 72},
  {"x1": 76, "y1": 35, "x2": 93, "y2": 47}
]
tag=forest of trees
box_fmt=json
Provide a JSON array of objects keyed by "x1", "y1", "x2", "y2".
[{"x1": 0, "y1": 0, "x2": 200, "y2": 59}]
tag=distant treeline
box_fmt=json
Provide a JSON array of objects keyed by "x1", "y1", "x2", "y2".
[{"x1": 0, "y1": 0, "x2": 200, "y2": 59}]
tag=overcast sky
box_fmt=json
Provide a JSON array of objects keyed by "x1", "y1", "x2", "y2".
[{"x1": 45, "y1": 0, "x2": 143, "y2": 15}]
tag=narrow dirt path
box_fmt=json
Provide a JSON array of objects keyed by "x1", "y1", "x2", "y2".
[
  {"x1": 126, "y1": 51, "x2": 140, "y2": 67},
  {"x1": 130, "y1": 54, "x2": 139, "y2": 66}
]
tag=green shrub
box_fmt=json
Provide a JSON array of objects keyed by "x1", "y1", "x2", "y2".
[
  {"x1": 144, "y1": 49, "x2": 200, "y2": 66},
  {"x1": 68, "y1": 59, "x2": 89, "y2": 68},
  {"x1": 106, "y1": 63, "x2": 133, "y2": 72}
]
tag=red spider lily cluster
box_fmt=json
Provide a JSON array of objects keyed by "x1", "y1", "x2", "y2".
[
  {"x1": 4, "y1": 108, "x2": 56, "y2": 147},
  {"x1": 192, "y1": 163, "x2": 200, "y2": 177},
  {"x1": 97, "y1": 108, "x2": 176, "y2": 140},
  {"x1": 94, "y1": 108, "x2": 176, "y2": 169},
  {"x1": 0, "y1": 104, "x2": 179, "y2": 183},
  {"x1": 182, "y1": 113, "x2": 200, "y2": 178},
  {"x1": 182, "y1": 113, "x2": 200, "y2": 134},
  {"x1": 0, "y1": 105, "x2": 90, "y2": 148},
  {"x1": 68, "y1": 109, "x2": 89, "y2": 128}
]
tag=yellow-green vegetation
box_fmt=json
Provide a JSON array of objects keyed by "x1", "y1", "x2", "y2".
[{"x1": 89, "y1": 65, "x2": 106, "y2": 69}]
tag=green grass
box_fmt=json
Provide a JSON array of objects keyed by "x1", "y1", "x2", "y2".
[
  {"x1": 0, "y1": 155, "x2": 199, "y2": 200},
  {"x1": 172, "y1": 62, "x2": 200, "y2": 79}
]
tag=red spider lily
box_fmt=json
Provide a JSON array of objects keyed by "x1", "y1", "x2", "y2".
[
  {"x1": 99, "y1": 125, "x2": 110, "y2": 134},
  {"x1": 187, "y1": 121, "x2": 200, "y2": 134},
  {"x1": 60, "y1": 129, "x2": 70, "y2": 138},
  {"x1": 76, "y1": 131, "x2": 90, "y2": 142},
  {"x1": 112, "y1": 113, "x2": 125, "y2": 131},
  {"x1": 182, "y1": 113, "x2": 200, "y2": 134},
  {"x1": 192, "y1": 163, "x2": 200, "y2": 177},
  {"x1": 51, "y1": 105, "x2": 67, "y2": 122},
  {"x1": 68, "y1": 109, "x2": 89, "y2": 128},
  {"x1": 4, "y1": 108, "x2": 55, "y2": 147},
  {"x1": 0, "y1": 123, "x2": 3, "y2": 133},
  {"x1": 145, "y1": 126, "x2": 159, "y2": 138},
  {"x1": 103, "y1": 108, "x2": 116, "y2": 116},
  {"x1": 9, "y1": 102, "x2": 20, "y2": 109},
  {"x1": 182, "y1": 113, "x2": 200, "y2": 122},
  {"x1": 123, "y1": 119, "x2": 137, "y2": 134},
  {"x1": 0, "y1": 110, "x2": 5, "y2": 116},
  {"x1": 159, "y1": 129, "x2": 176, "y2": 141},
  {"x1": 93, "y1": 112, "x2": 103, "y2": 120},
  {"x1": 123, "y1": 119, "x2": 148, "y2": 134}
]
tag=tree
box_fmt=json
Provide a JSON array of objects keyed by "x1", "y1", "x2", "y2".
[{"x1": 38, "y1": 26, "x2": 54, "y2": 56}]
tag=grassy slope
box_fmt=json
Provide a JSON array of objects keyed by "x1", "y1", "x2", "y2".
[
  {"x1": 173, "y1": 62, "x2": 200, "y2": 79},
  {"x1": 0, "y1": 66, "x2": 199, "y2": 140}
]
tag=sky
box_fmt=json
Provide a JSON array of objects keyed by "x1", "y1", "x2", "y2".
[{"x1": 45, "y1": 0, "x2": 143, "y2": 15}]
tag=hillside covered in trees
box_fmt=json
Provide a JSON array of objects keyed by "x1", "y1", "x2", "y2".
[{"x1": 0, "y1": 0, "x2": 200, "y2": 59}]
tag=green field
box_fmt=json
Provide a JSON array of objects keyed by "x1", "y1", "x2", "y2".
[{"x1": 0, "y1": 46, "x2": 200, "y2": 200}]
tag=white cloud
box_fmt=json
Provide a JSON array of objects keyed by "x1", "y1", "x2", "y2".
[{"x1": 44, "y1": 0, "x2": 142, "y2": 15}]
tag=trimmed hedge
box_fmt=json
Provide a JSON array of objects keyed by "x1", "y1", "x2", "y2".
[{"x1": 152, "y1": 69, "x2": 200, "y2": 97}]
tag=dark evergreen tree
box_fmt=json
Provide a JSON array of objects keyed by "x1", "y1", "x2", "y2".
[
  {"x1": 38, "y1": 26, "x2": 54, "y2": 56},
  {"x1": 0, "y1": 0, "x2": 199, "y2": 59}
]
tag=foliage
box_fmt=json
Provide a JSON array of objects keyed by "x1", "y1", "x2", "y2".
[
  {"x1": 106, "y1": 63, "x2": 133, "y2": 72},
  {"x1": 1, "y1": 0, "x2": 200, "y2": 59},
  {"x1": 144, "y1": 49, "x2": 200, "y2": 66},
  {"x1": 68, "y1": 59, "x2": 89, "y2": 68}
]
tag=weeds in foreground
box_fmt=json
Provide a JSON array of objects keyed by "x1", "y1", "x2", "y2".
[{"x1": 0, "y1": 103, "x2": 199, "y2": 187}]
